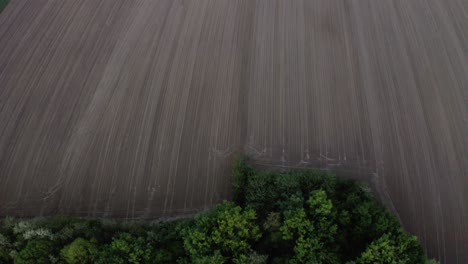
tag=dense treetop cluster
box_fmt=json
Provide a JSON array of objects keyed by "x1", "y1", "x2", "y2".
[{"x1": 0, "y1": 158, "x2": 436, "y2": 263}]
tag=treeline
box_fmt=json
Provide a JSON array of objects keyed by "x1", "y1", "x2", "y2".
[{"x1": 0, "y1": 158, "x2": 437, "y2": 263}]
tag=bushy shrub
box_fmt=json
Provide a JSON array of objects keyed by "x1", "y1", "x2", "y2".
[
  {"x1": 96, "y1": 233, "x2": 153, "y2": 264},
  {"x1": 348, "y1": 231, "x2": 425, "y2": 264},
  {"x1": 0, "y1": 233, "x2": 12, "y2": 262},
  {"x1": 146, "y1": 219, "x2": 191, "y2": 263},
  {"x1": 232, "y1": 156, "x2": 253, "y2": 206},
  {"x1": 60, "y1": 238, "x2": 98, "y2": 264},
  {"x1": 183, "y1": 201, "x2": 261, "y2": 262},
  {"x1": 278, "y1": 190, "x2": 339, "y2": 263},
  {"x1": 13, "y1": 239, "x2": 55, "y2": 264}
]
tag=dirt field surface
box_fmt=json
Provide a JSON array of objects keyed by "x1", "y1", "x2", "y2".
[{"x1": 0, "y1": 0, "x2": 467, "y2": 262}]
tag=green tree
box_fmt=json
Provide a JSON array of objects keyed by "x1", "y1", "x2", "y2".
[
  {"x1": 60, "y1": 238, "x2": 98, "y2": 264},
  {"x1": 146, "y1": 219, "x2": 191, "y2": 263},
  {"x1": 192, "y1": 250, "x2": 226, "y2": 264},
  {"x1": 183, "y1": 201, "x2": 261, "y2": 262},
  {"x1": 14, "y1": 239, "x2": 55, "y2": 264},
  {"x1": 279, "y1": 191, "x2": 340, "y2": 263},
  {"x1": 334, "y1": 182, "x2": 400, "y2": 259},
  {"x1": 0, "y1": 233, "x2": 12, "y2": 262},
  {"x1": 348, "y1": 231, "x2": 425, "y2": 264},
  {"x1": 280, "y1": 208, "x2": 315, "y2": 262},
  {"x1": 307, "y1": 190, "x2": 337, "y2": 245},
  {"x1": 96, "y1": 233, "x2": 153, "y2": 264},
  {"x1": 0, "y1": 0, "x2": 9, "y2": 13},
  {"x1": 233, "y1": 156, "x2": 253, "y2": 206}
]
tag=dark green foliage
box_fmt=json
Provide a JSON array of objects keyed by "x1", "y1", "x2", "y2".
[
  {"x1": 96, "y1": 233, "x2": 154, "y2": 264},
  {"x1": 183, "y1": 201, "x2": 262, "y2": 262},
  {"x1": 232, "y1": 156, "x2": 253, "y2": 206},
  {"x1": 0, "y1": 217, "x2": 193, "y2": 264},
  {"x1": 146, "y1": 219, "x2": 191, "y2": 263},
  {"x1": 95, "y1": 233, "x2": 153, "y2": 264},
  {"x1": 332, "y1": 181, "x2": 401, "y2": 259},
  {"x1": 0, "y1": 158, "x2": 436, "y2": 263},
  {"x1": 13, "y1": 239, "x2": 55, "y2": 264},
  {"x1": 60, "y1": 238, "x2": 98, "y2": 264},
  {"x1": 237, "y1": 159, "x2": 428, "y2": 263},
  {"x1": 73, "y1": 219, "x2": 108, "y2": 242},
  {"x1": 0, "y1": 233, "x2": 13, "y2": 262},
  {"x1": 278, "y1": 190, "x2": 340, "y2": 263},
  {"x1": 348, "y1": 231, "x2": 425, "y2": 264},
  {"x1": 243, "y1": 169, "x2": 338, "y2": 218},
  {"x1": 0, "y1": 0, "x2": 9, "y2": 13}
]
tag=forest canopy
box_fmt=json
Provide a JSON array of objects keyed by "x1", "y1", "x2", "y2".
[{"x1": 0, "y1": 158, "x2": 436, "y2": 263}]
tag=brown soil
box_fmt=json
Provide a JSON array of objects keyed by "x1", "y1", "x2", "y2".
[{"x1": 0, "y1": 0, "x2": 467, "y2": 262}]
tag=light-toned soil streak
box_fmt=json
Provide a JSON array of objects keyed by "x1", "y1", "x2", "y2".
[{"x1": 0, "y1": 0, "x2": 467, "y2": 262}]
